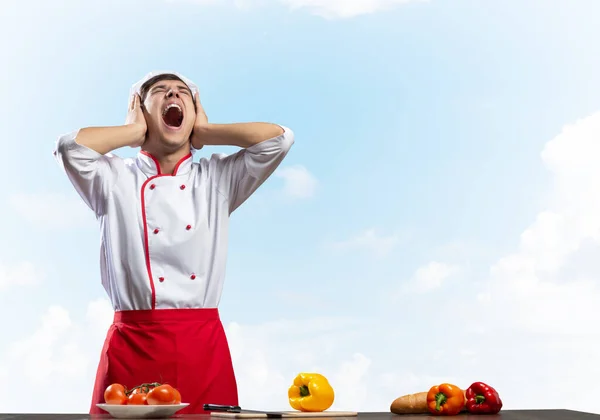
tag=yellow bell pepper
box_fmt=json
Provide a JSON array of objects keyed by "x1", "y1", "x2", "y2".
[{"x1": 288, "y1": 373, "x2": 335, "y2": 412}]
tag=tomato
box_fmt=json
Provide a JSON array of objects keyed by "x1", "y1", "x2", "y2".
[
  {"x1": 104, "y1": 383, "x2": 127, "y2": 405},
  {"x1": 127, "y1": 392, "x2": 148, "y2": 405},
  {"x1": 146, "y1": 384, "x2": 180, "y2": 405},
  {"x1": 173, "y1": 388, "x2": 182, "y2": 404}
]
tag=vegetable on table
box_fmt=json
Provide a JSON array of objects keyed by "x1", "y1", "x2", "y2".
[
  {"x1": 103, "y1": 382, "x2": 181, "y2": 405},
  {"x1": 390, "y1": 391, "x2": 429, "y2": 414},
  {"x1": 465, "y1": 382, "x2": 503, "y2": 414},
  {"x1": 104, "y1": 384, "x2": 128, "y2": 405},
  {"x1": 127, "y1": 393, "x2": 148, "y2": 405},
  {"x1": 427, "y1": 383, "x2": 465, "y2": 416},
  {"x1": 147, "y1": 384, "x2": 182, "y2": 405},
  {"x1": 288, "y1": 373, "x2": 335, "y2": 412}
]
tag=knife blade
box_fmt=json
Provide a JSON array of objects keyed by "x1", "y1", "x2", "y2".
[{"x1": 204, "y1": 404, "x2": 286, "y2": 418}]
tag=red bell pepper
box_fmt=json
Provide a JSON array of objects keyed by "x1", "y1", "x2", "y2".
[{"x1": 465, "y1": 382, "x2": 503, "y2": 414}]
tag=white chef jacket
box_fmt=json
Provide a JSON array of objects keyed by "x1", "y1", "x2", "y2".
[{"x1": 53, "y1": 127, "x2": 294, "y2": 311}]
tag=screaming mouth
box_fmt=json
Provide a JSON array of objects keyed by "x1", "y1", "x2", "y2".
[{"x1": 162, "y1": 103, "x2": 184, "y2": 128}]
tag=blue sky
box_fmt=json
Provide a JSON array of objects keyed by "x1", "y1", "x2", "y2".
[{"x1": 2, "y1": 0, "x2": 600, "y2": 415}]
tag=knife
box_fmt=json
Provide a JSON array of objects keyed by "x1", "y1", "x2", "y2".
[{"x1": 204, "y1": 404, "x2": 286, "y2": 418}]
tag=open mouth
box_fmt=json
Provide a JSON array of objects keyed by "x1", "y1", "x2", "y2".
[{"x1": 162, "y1": 103, "x2": 184, "y2": 129}]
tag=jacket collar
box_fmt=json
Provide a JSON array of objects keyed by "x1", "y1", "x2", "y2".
[{"x1": 136, "y1": 150, "x2": 194, "y2": 176}]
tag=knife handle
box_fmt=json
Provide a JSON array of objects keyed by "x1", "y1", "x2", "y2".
[{"x1": 204, "y1": 404, "x2": 242, "y2": 412}]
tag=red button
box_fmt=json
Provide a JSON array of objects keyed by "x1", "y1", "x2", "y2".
[
  {"x1": 186, "y1": 225, "x2": 191, "y2": 230},
  {"x1": 153, "y1": 229, "x2": 159, "y2": 234},
  {"x1": 180, "y1": 185, "x2": 186, "y2": 190},
  {"x1": 150, "y1": 184, "x2": 156, "y2": 190},
  {"x1": 159, "y1": 277, "x2": 165, "y2": 282},
  {"x1": 190, "y1": 274, "x2": 196, "y2": 280}
]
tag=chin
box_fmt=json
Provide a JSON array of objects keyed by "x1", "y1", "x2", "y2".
[
  {"x1": 158, "y1": 122, "x2": 193, "y2": 148},
  {"x1": 159, "y1": 134, "x2": 190, "y2": 150}
]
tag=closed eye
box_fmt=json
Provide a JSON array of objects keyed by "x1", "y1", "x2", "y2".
[
  {"x1": 150, "y1": 85, "x2": 191, "y2": 96},
  {"x1": 176, "y1": 85, "x2": 191, "y2": 95}
]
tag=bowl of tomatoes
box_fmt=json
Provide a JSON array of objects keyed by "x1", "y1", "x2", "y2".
[{"x1": 97, "y1": 382, "x2": 189, "y2": 418}]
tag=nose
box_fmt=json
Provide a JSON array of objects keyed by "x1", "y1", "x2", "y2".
[{"x1": 166, "y1": 89, "x2": 180, "y2": 98}]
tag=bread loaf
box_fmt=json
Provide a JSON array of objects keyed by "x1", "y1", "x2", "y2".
[{"x1": 390, "y1": 391, "x2": 428, "y2": 414}]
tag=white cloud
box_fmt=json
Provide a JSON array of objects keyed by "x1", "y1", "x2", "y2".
[
  {"x1": 324, "y1": 228, "x2": 399, "y2": 258},
  {"x1": 278, "y1": 0, "x2": 426, "y2": 19},
  {"x1": 404, "y1": 261, "x2": 460, "y2": 293},
  {"x1": 86, "y1": 298, "x2": 115, "y2": 333},
  {"x1": 0, "y1": 261, "x2": 44, "y2": 291},
  {"x1": 170, "y1": 0, "x2": 425, "y2": 19},
  {"x1": 276, "y1": 165, "x2": 319, "y2": 199},
  {"x1": 0, "y1": 299, "x2": 114, "y2": 413},
  {"x1": 167, "y1": 0, "x2": 219, "y2": 3},
  {"x1": 332, "y1": 353, "x2": 371, "y2": 409},
  {"x1": 8, "y1": 306, "x2": 80, "y2": 384},
  {"x1": 9, "y1": 192, "x2": 95, "y2": 229},
  {"x1": 482, "y1": 110, "x2": 600, "y2": 336}
]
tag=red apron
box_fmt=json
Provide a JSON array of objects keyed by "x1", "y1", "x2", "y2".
[{"x1": 89, "y1": 308, "x2": 238, "y2": 414}]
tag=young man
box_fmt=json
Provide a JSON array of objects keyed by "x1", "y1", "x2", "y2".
[{"x1": 53, "y1": 71, "x2": 294, "y2": 414}]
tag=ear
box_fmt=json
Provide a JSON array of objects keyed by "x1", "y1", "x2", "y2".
[{"x1": 193, "y1": 92, "x2": 199, "y2": 112}]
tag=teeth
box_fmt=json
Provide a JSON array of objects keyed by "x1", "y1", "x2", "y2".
[{"x1": 163, "y1": 103, "x2": 182, "y2": 115}]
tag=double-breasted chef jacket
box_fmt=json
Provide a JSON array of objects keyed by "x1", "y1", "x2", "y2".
[
  {"x1": 54, "y1": 127, "x2": 294, "y2": 310},
  {"x1": 54, "y1": 122, "x2": 294, "y2": 413}
]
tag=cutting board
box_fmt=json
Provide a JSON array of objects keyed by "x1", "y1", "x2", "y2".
[{"x1": 210, "y1": 411, "x2": 358, "y2": 418}]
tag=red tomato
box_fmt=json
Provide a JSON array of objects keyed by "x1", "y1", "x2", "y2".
[
  {"x1": 128, "y1": 393, "x2": 148, "y2": 405},
  {"x1": 146, "y1": 384, "x2": 180, "y2": 405},
  {"x1": 104, "y1": 383, "x2": 127, "y2": 405},
  {"x1": 173, "y1": 388, "x2": 182, "y2": 404}
]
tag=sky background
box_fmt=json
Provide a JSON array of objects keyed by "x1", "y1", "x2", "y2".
[{"x1": 2, "y1": 0, "x2": 600, "y2": 414}]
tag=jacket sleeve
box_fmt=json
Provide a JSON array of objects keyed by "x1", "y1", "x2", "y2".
[
  {"x1": 53, "y1": 130, "x2": 120, "y2": 217},
  {"x1": 209, "y1": 126, "x2": 295, "y2": 213}
]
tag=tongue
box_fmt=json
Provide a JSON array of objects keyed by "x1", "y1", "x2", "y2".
[{"x1": 163, "y1": 108, "x2": 183, "y2": 128}]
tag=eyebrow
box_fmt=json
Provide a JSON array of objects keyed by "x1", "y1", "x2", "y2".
[{"x1": 150, "y1": 84, "x2": 192, "y2": 94}]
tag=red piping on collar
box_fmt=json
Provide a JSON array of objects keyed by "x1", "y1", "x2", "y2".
[{"x1": 140, "y1": 150, "x2": 193, "y2": 176}]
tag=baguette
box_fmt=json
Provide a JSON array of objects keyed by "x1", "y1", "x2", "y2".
[{"x1": 390, "y1": 392, "x2": 428, "y2": 414}]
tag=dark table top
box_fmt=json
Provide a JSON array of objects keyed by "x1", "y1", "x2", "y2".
[{"x1": 1, "y1": 411, "x2": 599, "y2": 420}]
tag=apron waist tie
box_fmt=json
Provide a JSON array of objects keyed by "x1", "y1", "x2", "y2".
[{"x1": 113, "y1": 308, "x2": 220, "y2": 323}]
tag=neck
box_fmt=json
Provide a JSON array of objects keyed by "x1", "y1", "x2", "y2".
[{"x1": 141, "y1": 143, "x2": 191, "y2": 175}]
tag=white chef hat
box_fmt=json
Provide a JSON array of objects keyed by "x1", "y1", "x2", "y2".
[{"x1": 129, "y1": 70, "x2": 200, "y2": 101}]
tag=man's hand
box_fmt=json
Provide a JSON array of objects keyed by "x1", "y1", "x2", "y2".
[
  {"x1": 73, "y1": 94, "x2": 147, "y2": 155},
  {"x1": 188, "y1": 91, "x2": 285, "y2": 150},
  {"x1": 190, "y1": 92, "x2": 209, "y2": 150},
  {"x1": 125, "y1": 94, "x2": 147, "y2": 148}
]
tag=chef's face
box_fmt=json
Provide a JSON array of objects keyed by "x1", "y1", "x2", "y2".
[{"x1": 142, "y1": 77, "x2": 196, "y2": 152}]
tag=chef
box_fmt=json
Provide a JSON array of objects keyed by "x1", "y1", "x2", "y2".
[{"x1": 53, "y1": 71, "x2": 294, "y2": 414}]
